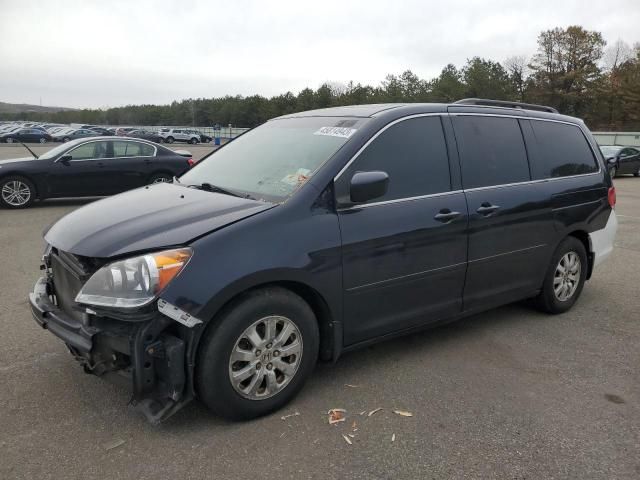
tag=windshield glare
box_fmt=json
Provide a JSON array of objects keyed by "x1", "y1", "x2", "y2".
[{"x1": 179, "y1": 116, "x2": 367, "y2": 202}]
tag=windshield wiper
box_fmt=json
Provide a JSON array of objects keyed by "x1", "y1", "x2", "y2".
[{"x1": 186, "y1": 182, "x2": 257, "y2": 200}]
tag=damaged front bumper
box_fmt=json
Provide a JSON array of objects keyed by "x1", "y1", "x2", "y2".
[{"x1": 29, "y1": 276, "x2": 194, "y2": 423}]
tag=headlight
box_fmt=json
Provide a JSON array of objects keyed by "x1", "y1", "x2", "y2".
[{"x1": 75, "y1": 248, "x2": 192, "y2": 308}]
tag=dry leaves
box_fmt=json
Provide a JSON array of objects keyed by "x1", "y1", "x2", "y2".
[
  {"x1": 328, "y1": 408, "x2": 346, "y2": 425},
  {"x1": 342, "y1": 434, "x2": 352, "y2": 445},
  {"x1": 393, "y1": 410, "x2": 413, "y2": 417},
  {"x1": 367, "y1": 407, "x2": 383, "y2": 417},
  {"x1": 280, "y1": 411, "x2": 300, "y2": 420}
]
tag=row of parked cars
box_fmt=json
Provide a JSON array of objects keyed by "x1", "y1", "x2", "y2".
[{"x1": 0, "y1": 122, "x2": 214, "y2": 144}]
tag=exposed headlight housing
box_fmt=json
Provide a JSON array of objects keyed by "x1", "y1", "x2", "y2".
[{"x1": 75, "y1": 248, "x2": 192, "y2": 308}]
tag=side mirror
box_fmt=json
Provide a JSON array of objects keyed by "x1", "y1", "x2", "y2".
[
  {"x1": 350, "y1": 171, "x2": 389, "y2": 203},
  {"x1": 58, "y1": 154, "x2": 72, "y2": 165},
  {"x1": 607, "y1": 157, "x2": 617, "y2": 165}
]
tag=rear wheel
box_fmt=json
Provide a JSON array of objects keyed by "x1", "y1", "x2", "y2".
[
  {"x1": 634, "y1": 167, "x2": 639, "y2": 177},
  {"x1": 196, "y1": 287, "x2": 319, "y2": 420},
  {"x1": 63, "y1": 137, "x2": 70, "y2": 142},
  {"x1": 6, "y1": 137, "x2": 14, "y2": 144},
  {"x1": 189, "y1": 137, "x2": 198, "y2": 144},
  {"x1": 0, "y1": 176, "x2": 36, "y2": 209},
  {"x1": 535, "y1": 237, "x2": 587, "y2": 314},
  {"x1": 148, "y1": 172, "x2": 173, "y2": 184},
  {"x1": 39, "y1": 137, "x2": 47, "y2": 144},
  {"x1": 166, "y1": 136, "x2": 174, "y2": 144}
]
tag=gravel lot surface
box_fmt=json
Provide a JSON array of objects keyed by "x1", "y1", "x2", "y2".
[{"x1": 1, "y1": 173, "x2": 639, "y2": 479}]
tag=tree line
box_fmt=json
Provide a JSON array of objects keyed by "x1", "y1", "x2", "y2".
[{"x1": 4, "y1": 26, "x2": 640, "y2": 131}]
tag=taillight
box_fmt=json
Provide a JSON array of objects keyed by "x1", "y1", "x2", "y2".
[
  {"x1": 187, "y1": 158, "x2": 194, "y2": 167},
  {"x1": 608, "y1": 186, "x2": 616, "y2": 208}
]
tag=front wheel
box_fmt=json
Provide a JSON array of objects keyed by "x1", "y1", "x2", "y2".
[
  {"x1": 63, "y1": 137, "x2": 70, "y2": 142},
  {"x1": 6, "y1": 137, "x2": 14, "y2": 143},
  {"x1": 189, "y1": 138, "x2": 198, "y2": 144},
  {"x1": 196, "y1": 287, "x2": 319, "y2": 420},
  {"x1": 39, "y1": 137, "x2": 47, "y2": 144},
  {"x1": 0, "y1": 176, "x2": 36, "y2": 209},
  {"x1": 634, "y1": 167, "x2": 639, "y2": 178},
  {"x1": 534, "y1": 237, "x2": 588, "y2": 314},
  {"x1": 165, "y1": 136, "x2": 174, "y2": 144}
]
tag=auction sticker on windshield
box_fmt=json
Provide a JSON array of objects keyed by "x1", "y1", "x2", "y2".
[{"x1": 314, "y1": 126, "x2": 357, "y2": 138}]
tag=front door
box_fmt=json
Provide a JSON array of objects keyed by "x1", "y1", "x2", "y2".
[
  {"x1": 337, "y1": 115, "x2": 468, "y2": 345},
  {"x1": 48, "y1": 140, "x2": 111, "y2": 197}
]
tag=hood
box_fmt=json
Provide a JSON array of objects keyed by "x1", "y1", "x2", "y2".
[
  {"x1": 0, "y1": 157, "x2": 38, "y2": 165},
  {"x1": 45, "y1": 183, "x2": 275, "y2": 258}
]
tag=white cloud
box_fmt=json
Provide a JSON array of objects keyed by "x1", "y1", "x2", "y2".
[{"x1": 0, "y1": 0, "x2": 638, "y2": 108}]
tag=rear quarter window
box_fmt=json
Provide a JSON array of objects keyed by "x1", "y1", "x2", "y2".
[{"x1": 528, "y1": 120, "x2": 599, "y2": 179}]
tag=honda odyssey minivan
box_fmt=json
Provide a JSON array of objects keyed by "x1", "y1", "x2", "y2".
[{"x1": 29, "y1": 99, "x2": 617, "y2": 423}]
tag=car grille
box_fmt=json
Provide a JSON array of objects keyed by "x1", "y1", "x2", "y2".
[{"x1": 50, "y1": 250, "x2": 95, "y2": 323}]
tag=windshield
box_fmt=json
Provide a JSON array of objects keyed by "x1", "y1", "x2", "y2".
[
  {"x1": 179, "y1": 116, "x2": 366, "y2": 202},
  {"x1": 600, "y1": 146, "x2": 621, "y2": 157}
]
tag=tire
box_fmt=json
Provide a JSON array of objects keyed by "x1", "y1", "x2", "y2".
[
  {"x1": 189, "y1": 137, "x2": 198, "y2": 144},
  {"x1": 0, "y1": 175, "x2": 36, "y2": 209},
  {"x1": 6, "y1": 137, "x2": 14, "y2": 144},
  {"x1": 63, "y1": 137, "x2": 70, "y2": 142},
  {"x1": 196, "y1": 287, "x2": 319, "y2": 420},
  {"x1": 157, "y1": 137, "x2": 164, "y2": 143},
  {"x1": 39, "y1": 137, "x2": 47, "y2": 144},
  {"x1": 634, "y1": 167, "x2": 639, "y2": 178},
  {"x1": 166, "y1": 136, "x2": 174, "y2": 144},
  {"x1": 534, "y1": 236, "x2": 588, "y2": 314},
  {"x1": 148, "y1": 172, "x2": 173, "y2": 184},
  {"x1": 609, "y1": 166, "x2": 617, "y2": 178}
]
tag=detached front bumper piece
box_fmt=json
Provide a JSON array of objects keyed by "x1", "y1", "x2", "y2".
[{"x1": 29, "y1": 276, "x2": 192, "y2": 423}]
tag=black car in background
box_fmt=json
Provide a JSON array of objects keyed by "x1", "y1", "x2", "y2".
[
  {"x1": 600, "y1": 145, "x2": 640, "y2": 177},
  {"x1": 27, "y1": 100, "x2": 617, "y2": 423},
  {"x1": 1, "y1": 128, "x2": 53, "y2": 144},
  {"x1": 0, "y1": 137, "x2": 193, "y2": 208},
  {"x1": 88, "y1": 127, "x2": 112, "y2": 136},
  {"x1": 52, "y1": 128, "x2": 98, "y2": 142},
  {"x1": 127, "y1": 129, "x2": 164, "y2": 143}
]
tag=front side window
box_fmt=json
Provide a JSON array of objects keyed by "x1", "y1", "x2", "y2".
[
  {"x1": 335, "y1": 116, "x2": 451, "y2": 205},
  {"x1": 180, "y1": 116, "x2": 367, "y2": 202},
  {"x1": 529, "y1": 120, "x2": 598, "y2": 179},
  {"x1": 68, "y1": 141, "x2": 109, "y2": 160},
  {"x1": 453, "y1": 116, "x2": 530, "y2": 189}
]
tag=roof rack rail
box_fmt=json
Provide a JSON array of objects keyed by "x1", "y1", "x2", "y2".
[{"x1": 453, "y1": 98, "x2": 558, "y2": 114}]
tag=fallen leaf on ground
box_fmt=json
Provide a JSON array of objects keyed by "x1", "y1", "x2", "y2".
[
  {"x1": 103, "y1": 439, "x2": 125, "y2": 451},
  {"x1": 351, "y1": 420, "x2": 357, "y2": 429},
  {"x1": 359, "y1": 411, "x2": 366, "y2": 416},
  {"x1": 328, "y1": 409, "x2": 346, "y2": 425},
  {"x1": 368, "y1": 407, "x2": 383, "y2": 417},
  {"x1": 281, "y1": 411, "x2": 300, "y2": 420},
  {"x1": 393, "y1": 410, "x2": 413, "y2": 417},
  {"x1": 345, "y1": 384, "x2": 360, "y2": 388},
  {"x1": 342, "y1": 434, "x2": 352, "y2": 445},
  {"x1": 391, "y1": 433, "x2": 396, "y2": 442},
  {"x1": 348, "y1": 434, "x2": 355, "y2": 438}
]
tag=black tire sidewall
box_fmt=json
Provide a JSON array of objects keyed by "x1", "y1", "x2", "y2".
[
  {"x1": 196, "y1": 287, "x2": 319, "y2": 420},
  {"x1": 0, "y1": 175, "x2": 36, "y2": 209},
  {"x1": 538, "y1": 237, "x2": 588, "y2": 314}
]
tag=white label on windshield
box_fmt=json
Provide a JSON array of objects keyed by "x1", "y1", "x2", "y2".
[{"x1": 314, "y1": 126, "x2": 357, "y2": 139}]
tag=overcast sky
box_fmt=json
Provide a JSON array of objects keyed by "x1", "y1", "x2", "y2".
[{"x1": 0, "y1": 0, "x2": 638, "y2": 109}]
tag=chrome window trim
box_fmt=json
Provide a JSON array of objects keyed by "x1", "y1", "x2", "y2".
[
  {"x1": 337, "y1": 189, "x2": 463, "y2": 212},
  {"x1": 62, "y1": 138, "x2": 158, "y2": 162},
  {"x1": 334, "y1": 112, "x2": 604, "y2": 211}
]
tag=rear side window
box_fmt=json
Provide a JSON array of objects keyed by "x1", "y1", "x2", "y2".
[
  {"x1": 529, "y1": 121, "x2": 598, "y2": 179},
  {"x1": 453, "y1": 116, "x2": 530, "y2": 189},
  {"x1": 113, "y1": 141, "x2": 154, "y2": 157},
  {"x1": 336, "y1": 116, "x2": 451, "y2": 205}
]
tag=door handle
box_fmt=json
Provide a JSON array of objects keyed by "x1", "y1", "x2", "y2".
[
  {"x1": 434, "y1": 209, "x2": 461, "y2": 223},
  {"x1": 476, "y1": 203, "x2": 500, "y2": 216}
]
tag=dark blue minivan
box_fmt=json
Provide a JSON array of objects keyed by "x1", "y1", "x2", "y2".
[{"x1": 29, "y1": 99, "x2": 617, "y2": 422}]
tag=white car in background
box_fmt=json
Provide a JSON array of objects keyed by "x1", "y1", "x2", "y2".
[{"x1": 158, "y1": 128, "x2": 200, "y2": 144}]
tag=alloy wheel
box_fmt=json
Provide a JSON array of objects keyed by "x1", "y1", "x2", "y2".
[
  {"x1": 1, "y1": 180, "x2": 31, "y2": 206},
  {"x1": 553, "y1": 251, "x2": 581, "y2": 301},
  {"x1": 228, "y1": 315, "x2": 303, "y2": 400}
]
